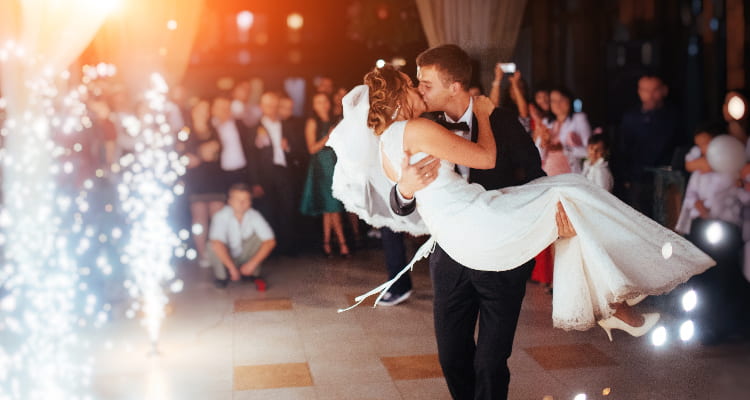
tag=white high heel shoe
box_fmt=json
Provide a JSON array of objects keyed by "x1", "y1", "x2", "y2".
[{"x1": 597, "y1": 313, "x2": 660, "y2": 342}]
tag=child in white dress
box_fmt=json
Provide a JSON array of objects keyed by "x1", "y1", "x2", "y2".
[{"x1": 581, "y1": 135, "x2": 614, "y2": 192}]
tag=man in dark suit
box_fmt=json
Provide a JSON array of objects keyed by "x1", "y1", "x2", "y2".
[
  {"x1": 390, "y1": 44, "x2": 572, "y2": 400},
  {"x1": 210, "y1": 96, "x2": 261, "y2": 195},
  {"x1": 253, "y1": 91, "x2": 299, "y2": 256}
]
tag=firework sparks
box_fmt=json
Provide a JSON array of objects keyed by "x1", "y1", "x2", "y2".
[
  {"x1": 0, "y1": 41, "x2": 188, "y2": 397},
  {"x1": 117, "y1": 72, "x2": 187, "y2": 353},
  {"x1": 0, "y1": 42, "x2": 104, "y2": 400}
]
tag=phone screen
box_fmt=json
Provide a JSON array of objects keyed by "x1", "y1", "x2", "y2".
[{"x1": 500, "y1": 63, "x2": 516, "y2": 74}]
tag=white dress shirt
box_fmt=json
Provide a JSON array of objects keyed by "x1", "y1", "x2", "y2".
[
  {"x1": 444, "y1": 98, "x2": 474, "y2": 179},
  {"x1": 214, "y1": 118, "x2": 247, "y2": 171},
  {"x1": 259, "y1": 117, "x2": 287, "y2": 167},
  {"x1": 209, "y1": 206, "x2": 274, "y2": 258}
]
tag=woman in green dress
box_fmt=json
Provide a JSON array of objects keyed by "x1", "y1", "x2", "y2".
[{"x1": 300, "y1": 93, "x2": 349, "y2": 257}]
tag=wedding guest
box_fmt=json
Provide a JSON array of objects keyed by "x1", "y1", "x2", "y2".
[
  {"x1": 254, "y1": 92, "x2": 298, "y2": 256},
  {"x1": 314, "y1": 76, "x2": 334, "y2": 96},
  {"x1": 184, "y1": 99, "x2": 225, "y2": 267},
  {"x1": 532, "y1": 87, "x2": 591, "y2": 291},
  {"x1": 615, "y1": 75, "x2": 683, "y2": 217},
  {"x1": 210, "y1": 96, "x2": 259, "y2": 194},
  {"x1": 490, "y1": 66, "x2": 530, "y2": 132},
  {"x1": 331, "y1": 85, "x2": 364, "y2": 246},
  {"x1": 299, "y1": 92, "x2": 349, "y2": 257},
  {"x1": 541, "y1": 87, "x2": 591, "y2": 174},
  {"x1": 376, "y1": 227, "x2": 412, "y2": 306},
  {"x1": 208, "y1": 183, "x2": 275, "y2": 290},
  {"x1": 675, "y1": 126, "x2": 750, "y2": 344},
  {"x1": 231, "y1": 80, "x2": 262, "y2": 128},
  {"x1": 582, "y1": 134, "x2": 614, "y2": 192}
]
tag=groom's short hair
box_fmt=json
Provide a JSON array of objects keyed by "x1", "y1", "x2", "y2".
[{"x1": 416, "y1": 44, "x2": 472, "y2": 91}]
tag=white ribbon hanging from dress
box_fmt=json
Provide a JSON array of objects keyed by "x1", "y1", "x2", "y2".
[{"x1": 338, "y1": 236, "x2": 437, "y2": 312}]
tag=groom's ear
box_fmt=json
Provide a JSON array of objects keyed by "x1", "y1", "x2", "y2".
[{"x1": 449, "y1": 81, "x2": 461, "y2": 96}]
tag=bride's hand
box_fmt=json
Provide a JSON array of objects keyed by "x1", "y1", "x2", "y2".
[{"x1": 473, "y1": 95, "x2": 495, "y2": 118}]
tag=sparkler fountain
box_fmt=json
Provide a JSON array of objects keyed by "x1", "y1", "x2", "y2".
[
  {"x1": 0, "y1": 50, "x2": 188, "y2": 399},
  {"x1": 116, "y1": 72, "x2": 188, "y2": 356}
]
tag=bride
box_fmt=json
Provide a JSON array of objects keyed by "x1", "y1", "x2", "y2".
[{"x1": 328, "y1": 65, "x2": 714, "y2": 334}]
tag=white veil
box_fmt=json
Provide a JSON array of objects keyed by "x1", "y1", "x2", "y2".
[{"x1": 327, "y1": 85, "x2": 429, "y2": 236}]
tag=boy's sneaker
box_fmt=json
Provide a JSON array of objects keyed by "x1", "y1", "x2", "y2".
[
  {"x1": 253, "y1": 277, "x2": 267, "y2": 292},
  {"x1": 378, "y1": 290, "x2": 412, "y2": 306}
]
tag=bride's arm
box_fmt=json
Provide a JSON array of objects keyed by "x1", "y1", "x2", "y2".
[{"x1": 403, "y1": 97, "x2": 497, "y2": 170}]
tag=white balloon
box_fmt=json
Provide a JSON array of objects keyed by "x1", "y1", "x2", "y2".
[{"x1": 706, "y1": 135, "x2": 745, "y2": 174}]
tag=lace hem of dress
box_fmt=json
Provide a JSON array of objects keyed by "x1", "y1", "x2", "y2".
[{"x1": 552, "y1": 269, "x2": 708, "y2": 331}]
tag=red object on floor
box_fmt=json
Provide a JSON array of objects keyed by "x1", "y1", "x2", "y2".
[
  {"x1": 531, "y1": 245, "x2": 554, "y2": 285},
  {"x1": 254, "y1": 278, "x2": 267, "y2": 292}
]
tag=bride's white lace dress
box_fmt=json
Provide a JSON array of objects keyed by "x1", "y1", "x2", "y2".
[{"x1": 376, "y1": 120, "x2": 713, "y2": 330}]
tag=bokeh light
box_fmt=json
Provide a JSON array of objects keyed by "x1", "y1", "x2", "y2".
[
  {"x1": 651, "y1": 326, "x2": 668, "y2": 347},
  {"x1": 287, "y1": 13, "x2": 304, "y2": 30},
  {"x1": 679, "y1": 320, "x2": 695, "y2": 341},
  {"x1": 682, "y1": 289, "x2": 697, "y2": 312},
  {"x1": 705, "y1": 222, "x2": 723, "y2": 245},
  {"x1": 728, "y1": 94, "x2": 746, "y2": 120},
  {"x1": 236, "y1": 10, "x2": 254, "y2": 31}
]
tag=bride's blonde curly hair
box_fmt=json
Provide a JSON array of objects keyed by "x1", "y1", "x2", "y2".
[{"x1": 364, "y1": 65, "x2": 415, "y2": 136}]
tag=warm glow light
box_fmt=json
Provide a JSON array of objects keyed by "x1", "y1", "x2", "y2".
[
  {"x1": 236, "y1": 10, "x2": 254, "y2": 30},
  {"x1": 680, "y1": 320, "x2": 695, "y2": 341},
  {"x1": 573, "y1": 394, "x2": 587, "y2": 400},
  {"x1": 728, "y1": 95, "x2": 746, "y2": 120},
  {"x1": 376, "y1": 59, "x2": 386, "y2": 68},
  {"x1": 651, "y1": 326, "x2": 667, "y2": 346},
  {"x1": 287, "y1": 13, "x2": 304, "y2": 30},
  {"x1": 682, "y1": 290, "x2": 697, "y2": 312},
  {"x1": 166, "y1": 19, "x2": 178, "y2": 31},
  {"x1": 93, "y1": 0, "x2": 121, "y2": 14}
]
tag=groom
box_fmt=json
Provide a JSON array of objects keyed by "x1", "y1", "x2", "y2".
[{"x1": 390, "y1": 44, "x2": 572, "y2": 399}]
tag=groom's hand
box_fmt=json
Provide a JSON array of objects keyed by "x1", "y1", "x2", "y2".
[
  {"x1": 397, "y1": 151, "x2": 440, "y2": 199},
  {"x1": 556, "y1": 202, "x2": 577, "y2": 238}
]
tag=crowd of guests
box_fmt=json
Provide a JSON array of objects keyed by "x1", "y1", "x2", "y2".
[
  {"x1": 177, "y1": 77, "x2": 366, "y2": 288},
  {"x1": 488, "y1": 64, "x2": 750, "y2": 344},
  {"x1": 42, "y1": 74, "x2": 365, "y2": 291},
  {"x1": 25, "y1": 60, "x2": 747, "y2": 342}
]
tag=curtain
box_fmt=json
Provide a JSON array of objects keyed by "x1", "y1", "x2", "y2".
[
  {"x1": 415, "y1": 0, "x2": 528, "y2": 90},
  {"x1": 90, "y1": 0, "x2": 205, "y2": 93}
]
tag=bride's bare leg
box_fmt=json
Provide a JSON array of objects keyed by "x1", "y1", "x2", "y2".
[{"x1": 612, "y1": 302, "x2": 645, "y2": 327}]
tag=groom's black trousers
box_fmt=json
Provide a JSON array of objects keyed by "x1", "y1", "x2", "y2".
[{"x1": 430, "y1": 243, "x2": 535, "y2": 400}]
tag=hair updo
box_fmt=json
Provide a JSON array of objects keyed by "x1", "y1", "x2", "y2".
[{"x1": 364, "y1": 65, "x2": 414, "y2": 135}]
